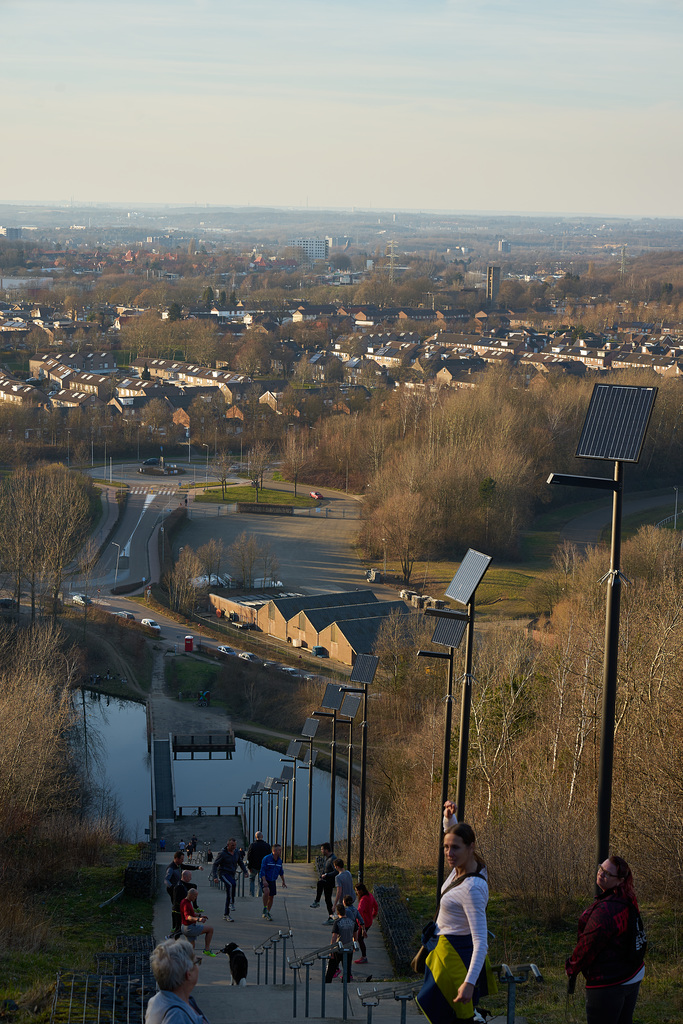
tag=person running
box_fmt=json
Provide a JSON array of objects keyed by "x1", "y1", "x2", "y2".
[
  {"x1": 211, "y1": 838, "x2": 247, "y2": 922},
  {"x1": 246, "y1": 831, "x2": 271, "y2": 897},
  {"x1": 260, "y1": 843, "x2": 286, "y2": 921},
  {"x1": 179, "y1": 889, "x2": 216, "y2": 956},
  {"x1": 354, "y1": 883, "x2": 378, "y2": 964}
]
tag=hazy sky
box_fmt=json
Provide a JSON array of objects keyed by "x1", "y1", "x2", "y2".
[{"x1": 4, "y1": 0, "x2": 683, "y2": 217}]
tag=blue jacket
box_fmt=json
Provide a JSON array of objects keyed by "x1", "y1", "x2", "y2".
[{"x1": 260, "y1": 853, "x2": 284, "y2": 883}]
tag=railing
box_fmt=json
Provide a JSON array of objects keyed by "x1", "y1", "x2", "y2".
[
  {"x1": 253, "y1": 929, "x2": 293, "y2": 986},
  {"x1": 177, "y1": 805, "x2": 242, "y2": 816},
  {"x1": 492, "y1": 963, "x2": 543, "y2": 1024},
  {"x1": 357, "y1": 982, "x2": 422, "y2": 1024},
  {"x1": 288, "y1": 940, "x2": 358, "y2": 1020}
]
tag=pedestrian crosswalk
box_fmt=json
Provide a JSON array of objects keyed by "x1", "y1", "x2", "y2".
[{"x1": 130, "y1": 487, "x2": 178, "y2": 495}]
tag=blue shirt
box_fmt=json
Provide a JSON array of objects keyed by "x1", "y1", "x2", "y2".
[{"x1": 260, "y1": 853, "x2": 284, "y2": 883}]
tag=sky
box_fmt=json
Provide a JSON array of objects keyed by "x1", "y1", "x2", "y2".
[{"x1": 3, "y1": 0, "x2": 683, "y2": 217}]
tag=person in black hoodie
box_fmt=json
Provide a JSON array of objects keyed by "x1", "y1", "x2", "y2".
[
  {"x1": 309, "y1": 843, "x2": 337, "y2": 916},
  {"x1": 211, "y1": 838, "x2": 247, "y2": 921},
  {"x1": 566, "y1": 855, "x2": 646, "y2": 1024},
  {"x1": 246, "y1": 831, "x2": 271, "y2": 897}
]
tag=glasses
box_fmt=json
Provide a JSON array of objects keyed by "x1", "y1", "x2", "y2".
[
  {"x1": 597, "y1": 865, "x2": 619, "y2": 878},
  {"x1": 192, "y1": 958, "x2": 203, "y2": 967}
]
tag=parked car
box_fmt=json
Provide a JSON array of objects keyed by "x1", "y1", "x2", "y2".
[
  {"x1": 309, "y1": 490, "x2": 323, "y2": 500},
  {"x1": 113, "y1": 610, "x2": 135, "y2": 621},
  {"x1": 143, "y1": 457, "x2": 159, "y2": 466},
  {"x1": 217, "y1": 645, "x2": 238, "y2": 657},
  {"x1": 311, "y1": 645, "x2": 328, "y2": 658},
  {"x1": 238, "y1": 651, "x2": 260, "y2": 664},
  {"x1": 280, "y1": 666, "x2": 300, "y2": 677},
  {"x1": 72, "y1": 594, "x2": 92, "y2": 606},
  {"x1": 141, "y1": 618, "x2": 161, "y2": 634},
  {"x1": 0, "y1": 598, "x2": 16, "y2": 609}
]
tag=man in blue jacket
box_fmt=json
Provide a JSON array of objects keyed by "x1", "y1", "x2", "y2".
[{"x1": 259, "y1": 843, "x2": 286, "y2": 922}]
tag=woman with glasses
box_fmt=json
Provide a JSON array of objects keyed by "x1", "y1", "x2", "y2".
[
  {"x1": 566, "y1": 856, "x2": 646, "y2": 1024},
  {"x1": 146, "y1": 937, "x2": 210, "y2": 1024}
]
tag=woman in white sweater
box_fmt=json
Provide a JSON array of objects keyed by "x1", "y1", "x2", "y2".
[{"x1": 416, "y1": 807, "x2": 495, "y2": 1023}]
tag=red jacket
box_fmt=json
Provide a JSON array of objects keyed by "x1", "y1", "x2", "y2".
[{"x1": 566, "y1": 886, "x2": 643, "y2": 988}]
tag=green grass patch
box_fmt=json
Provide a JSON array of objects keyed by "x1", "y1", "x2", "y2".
[
  {"x1": 165, "y1": 657, "x2": 220, "y2": 698},
  {"x1": 0, "y1": 844, "x2": 153, "y2": 1021},
  {"x1": 601, "y1": 503, "x2": 679, "y2": 544},
  {"x1": 195, "y1": 485, "x2": 316, "y2": 507}
]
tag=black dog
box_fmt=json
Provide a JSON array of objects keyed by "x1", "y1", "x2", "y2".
[{"x1": 220, "y1": 942, "x2": 248, "y2": 986}]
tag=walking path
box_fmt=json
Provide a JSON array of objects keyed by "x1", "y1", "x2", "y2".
[{"x1": 153, "y1": 843, "x2": 411, "y2": 1024}]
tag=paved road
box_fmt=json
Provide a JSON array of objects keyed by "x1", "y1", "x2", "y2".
[{"x1": 560, "y1": 491, "x2": 672, "y2": 548}]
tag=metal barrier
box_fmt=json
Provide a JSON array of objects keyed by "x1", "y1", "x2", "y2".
[
  {"x1": 491, "y1": 963, "x2": 543, "y2": 1023},
  {"x1": 288, "y1": 941, "x2": 357, "y2": 1020},
  {"x1": 357, "y1": 982, "x2": 421, "y2": 1024},
  {"x1": 253, "y1": 929, "x2": 293, "y2": 986}
]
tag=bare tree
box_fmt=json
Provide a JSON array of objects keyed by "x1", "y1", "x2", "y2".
[
  {"x1": 281, "y1": 431, "x2": 309, "y2": 498},
  {"x1": 248, "y1": 441, "x2": 272, "y2": 503},
  {"x1": 228, "y1": 531, "x2": 260, "y2": 588}
]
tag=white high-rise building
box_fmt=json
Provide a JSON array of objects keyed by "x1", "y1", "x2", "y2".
[{"x1": 288, "y1": 238, "x2": 329, "y2": 261}]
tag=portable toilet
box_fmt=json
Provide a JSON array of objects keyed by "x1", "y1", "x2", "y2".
[{"x1": 184, "y1": 635, "x2": 194, "y2": 652}]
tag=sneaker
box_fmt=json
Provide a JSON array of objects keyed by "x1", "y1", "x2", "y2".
[
  {"x1": 354, "y1": 957, "x2": 368, "y2": 964},
  {"x1": 333, "y1": 969, "x2": 341, "y2": 980},
  {"x1": 262, "y1": 912, "x2": 267, "y2": 918},
  {"x1": 203, "y1": 950, "x2": 217, "y2": 957},
  {"x1": 310, "y1": 901, "x2": 320, "y2": 908},
  {"x1": 223, "y1": 915, "x2": 233, "y2": 922},
  {"x1": 325, "y1": 916, "x2": 335, "y2": 924},
  {"x1": 265, "y1": 912, "x2": 273, "y2": 921}
]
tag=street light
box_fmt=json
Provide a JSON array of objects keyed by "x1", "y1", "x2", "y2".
[
  {"x1": 300, "y1": 718, "x2": 319, "y2": 864},
  {"x1": 202, "y1": 442, "x2": 209, "y2": 483},
  {"x1": 112, "y1": 542, "x2": 121, "y2": 589},
  {"x1": 674, "y1": 486, "x2": 679, "y2": 531},
  {"x1": 548, "y1": 383, "x2": 657, "y2": 878},
  {"x1": 345, "y1": 653, "x2": 379, "y2": 884},
  {"x1": 66, "y1": 429, "x2": 71, "y2": 467},
  {"x1": 281, "y1": 739, "x2": 302, "y2": 862}
]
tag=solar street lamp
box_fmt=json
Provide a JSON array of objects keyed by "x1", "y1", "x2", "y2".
[
  {"x1": 548, "y1": 383, "x2": 657, "y2": 876},
  {"x1": 301, "y1": 718, "x2": 320, "y2": 863},
  {"x1": 418, "y1": 548, "x2": 492, "y2": 899}
]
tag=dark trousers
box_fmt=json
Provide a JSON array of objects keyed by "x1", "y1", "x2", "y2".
[
  {"x1": 325, "y1": 948, "x2": 352, "y2": 982},
  {"x1": 221, "y1": 872, "x2": 237, "y2": 914},
  {"x1": 586, "y1": 982, "x2": 640, "y2": 1024},
  {"x1": 315, "y1": 877, "x2": 336, "y2": 914}
]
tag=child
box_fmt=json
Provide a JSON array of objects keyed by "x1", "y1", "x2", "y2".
[{"x1": 325, "y1": 905, "x2": 355, "y2": 983}]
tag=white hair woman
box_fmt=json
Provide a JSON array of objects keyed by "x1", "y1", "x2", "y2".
[{"x1": 145, "y1": 937, "x2": 210, "y2": 1024}]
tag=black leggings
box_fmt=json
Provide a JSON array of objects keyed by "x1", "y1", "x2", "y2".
[{"x1": 585, "y1": 982, "x2": 640, "y2": 1024}]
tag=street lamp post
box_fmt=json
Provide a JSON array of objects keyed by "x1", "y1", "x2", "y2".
[
  {"x1": 66, "y1": 429, "x2": 71, "y2": 467},
  {"x1": 202, "y1": 442, "x2": 209, "y2": 483},
  {"x1": 281, "y1": 749, "x2": 300, "y2": 862},
  {"x1": 313, "y1": 709, "x2": 338, "y2": 848},
  {"x1": 112, "y1": 542, "x2": 121, "y2": 589},
  {"x1": 674, "y1": 486, "x2": 679, "y2": 530}
]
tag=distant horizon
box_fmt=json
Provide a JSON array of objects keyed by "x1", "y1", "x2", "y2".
[
  {"x1": 1, "y1": 198, "x2": 682, "y2": 224},
  {"x1": 4, "y1": 2, "x2": 682, "y2": 220}
]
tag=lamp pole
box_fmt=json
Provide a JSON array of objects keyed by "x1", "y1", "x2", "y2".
[
  {"x1": 280, "y1": 757, "x2": 298, "y2": 863},
  {"x1": 66, "y1": 429, "x2": 71, "y2": 467},
  {"x1": 674, "y1": 486, "x2": 679, "y2": 530},
  {"x1": 202, "y1": 442, "x2": 209, "y2": 483},
  {"x1": 112, "y1": 542, "x2": 121, "y2": 589},
  {"x1": 313, "y1": 710, "x2": 338, "y2": 847}
]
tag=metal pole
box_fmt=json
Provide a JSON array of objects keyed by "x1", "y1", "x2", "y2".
[
  {"x1": 329, "y1": 713, "x2": 337, "y2": 846},
  {"x1": 675, "y1": 486, "x2": 679, "y2": 530},
  {"x1": 357, "y1": 684, "x2": 368, "y2": 884},
  {"x1": 112, "y1": 543, "x2": 121, "y2": 589},
  {"x1": 346, "y1": 719, "x2": 353, "y2": 870},
  {"x1": 455, "y1": 600, "x2": 475, "y2": 823},
  {"x1": 282, "y1": 781, "x2": 289, "y2": 864},
  {"x1": 291, "y1": 767, "x2": 297, "y2": 862},
  {"x1": 437, "y1": 647, "x2": 455, "y2": 900},
  {"x1": 596, "y1": 460, "x2": 623, "y2": 877},
  {"x1": 307, "y1": 742, "x2": 313, "y2": 864}
]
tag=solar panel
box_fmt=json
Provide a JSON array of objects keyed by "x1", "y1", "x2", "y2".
[
  {"x1": 287, "y1": 740, "x2": 302, "y2": 758},
  {"x1": 301, "y1": 717, "x2": 320, "y2": 738},
  {"x1": 321, "y1": 683, "x2": 345, "y2": 710},
  {"x1": 297, "y1": 747, "x2": 318, "y2": 765},
  {"x1": 271, "y1": 780, "x2": 283, "y2": 792},
  {"x1": 576, "y1": 384, "x2": 657, "y2": 462},
  {"x1": 432, "y1": 616, "x2": 467, "y2": 649},
  {"x1": 280, "y1": 765, "x2": 294, "y2": 781},
  {"x1": 350, "y1": 653, "x2": 379, "y2": 684},
  {"x1": 445, "y1": 549, "x2": 492, "y2": 605},
  {"x1": 339, "y1": 693, "x2": 362, "y2": 719}
]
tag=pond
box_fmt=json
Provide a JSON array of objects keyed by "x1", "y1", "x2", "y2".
[{"x1": 77, "y1": 691, "x2": 347, "y2": 845}]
